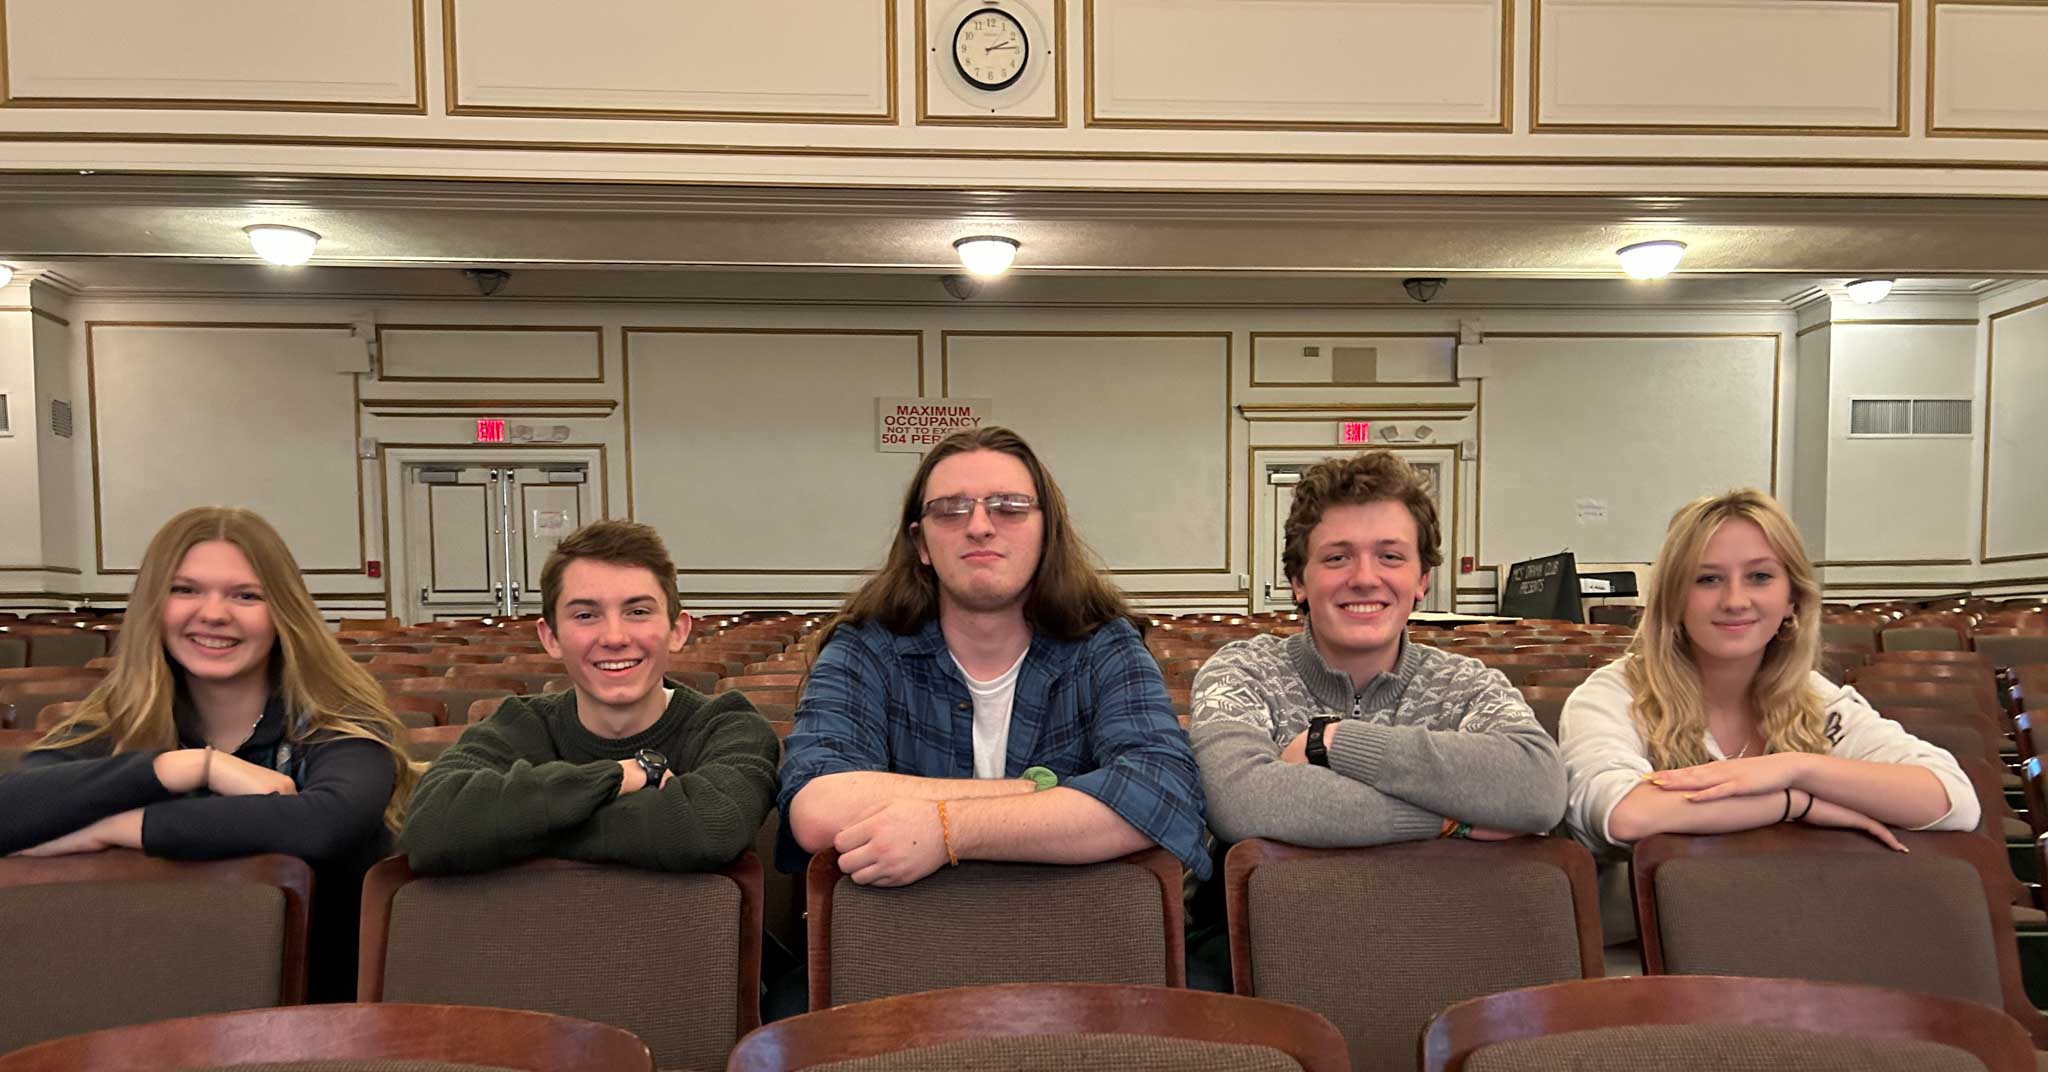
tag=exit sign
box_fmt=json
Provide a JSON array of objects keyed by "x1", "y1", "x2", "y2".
[
  {"x1": 475, "y1": 419, "x2": 507, "y2": 443},
  {"x1": 1339, "y1": 421, "x2": 1371, "y2": 445}
]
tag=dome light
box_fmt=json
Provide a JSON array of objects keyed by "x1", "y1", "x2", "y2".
[
  {"x1": 1845, "y1": 278, "x2": 1895, "y2": 305},
  {"x1": 243, "y1": 224, "x2": 320, "y2": 266},
  {"x1": 0, "y1": 264, "x2": 13, "y2": 288},
  {"x1": 953, "y1": 235, "x2": 1020, "y2": 277},
  {"x1": 1615, "y1": 240, "x2": 1686, "y2": 280}
]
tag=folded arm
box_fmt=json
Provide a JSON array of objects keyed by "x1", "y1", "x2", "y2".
[
  {"x1": 549, "y1": 707, "x2": 783, "y2": 872},
  {"x1": 142, "y1": 737, "x2": 396, "y2": 861},
  {"x1": 398, "y1": 716, "x2": 623, "y2": 874},
  {"x1": 0, "y1": 747, "x2": 174, "y2": 855}
]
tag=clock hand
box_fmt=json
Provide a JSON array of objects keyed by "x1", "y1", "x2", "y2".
[{"x1": 983, "y1": 41, "x2": 1017, "y2": 52}]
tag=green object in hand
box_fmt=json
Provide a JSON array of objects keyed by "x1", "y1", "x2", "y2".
[{"x1": 1022, "y1": 766, "x2": 1057, "y2": 792}]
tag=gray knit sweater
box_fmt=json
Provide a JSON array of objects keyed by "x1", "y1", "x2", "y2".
[{"x1": 1189, "y1": 629, "x2": 1567, "y2": 847}]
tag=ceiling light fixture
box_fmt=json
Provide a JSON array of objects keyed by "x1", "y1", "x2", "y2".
[
  {"x1": 953, "y1": 235, "x2": 1020, "y2": 277},
  {"x1": 1615, "y1": 239, "x2": 1686, "y2": 280},
  {"x1": 1845, "y1": 278, "x2": 1895, "y2": 305},
  {"x1": 0, "y1": 264, "x2": 13, "y2": 289},
  {"x1": 243, "y1": 224, "x2": 321, "y2": 266}
]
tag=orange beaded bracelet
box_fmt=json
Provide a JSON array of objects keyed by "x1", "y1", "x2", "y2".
[{"x1": 936, "y1": 799, "x2": 959, "y2": 866}]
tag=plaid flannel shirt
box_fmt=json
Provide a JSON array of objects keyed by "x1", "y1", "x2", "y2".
[{"x1": 776, "y1": 615, "x2": 1210, "y2": 877}]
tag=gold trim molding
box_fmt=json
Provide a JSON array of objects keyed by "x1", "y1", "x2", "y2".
[
  {"x1": 1082, "y1": 0, "x2": 1515, "y2": 133},
  {"x1": 442, "y1": 0, "x2": 899, "y2": 124},
  {"x1": 1981, "y1": 294, "x2": 2048, "y2": 564},
  {"x1": 84, "y1": 322, "x2": 370, "y2": 577},
  {"x1": 375, "y1": 324, "x2": 606, "y2": 385},
  {"x1": 1927, "y1": 0, "x2": 2048, "y2": 140},
  {"x1": 1530, "y1": 0, "x2": 1909, "y2": 137},
  {"x1": 916, "y1": 0, "x2": 1069, "y2": 129},
  {"x1": 0, "y1": 0, "x2": 428, "y2": 115}
]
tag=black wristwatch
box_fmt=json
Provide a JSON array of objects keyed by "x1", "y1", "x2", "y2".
[
  {"x1": 633, "y1": 748, "x2": 669, "y2": 788},
  {"x1": 1304, "y1": 716, "x2": 1337, "y2": 767}
]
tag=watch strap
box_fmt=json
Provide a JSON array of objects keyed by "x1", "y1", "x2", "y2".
[{"x1": 1305, "y1": 717, "x2": 1335, "y2": 767}]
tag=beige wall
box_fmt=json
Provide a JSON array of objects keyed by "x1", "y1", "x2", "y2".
[
  {"x1": 6, "y1": 288, "x2": 2040, "y2": 614},
  {"x1": 0, "y1": 302, "x2": 39, "y2": 566},
  {"x1": 2, "y1": 0, "x2": 2048, "y2": 194},
  {"x1": 1984, "y1": 285, "x2": 2048, "y2": 574}
]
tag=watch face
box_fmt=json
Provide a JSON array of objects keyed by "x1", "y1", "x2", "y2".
[
  {"x1": 636, "y1": 748, "x2": 667, "y2": 770},
  {"x1": 953, "y1": 7, "x2": 1028, "y2": 91}
]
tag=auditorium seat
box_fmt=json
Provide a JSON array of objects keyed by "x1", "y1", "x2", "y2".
[
  {"x1": 1856, "y1": 662, "x2": 2002, "y2": 715},
  {"x1": 1821, "y1": 622, "x2": 1880, "y2": 652},
  {"x1": 1859, "y1": 680, "x2": 2002, "y2": 724},
  {"x1": 718, "y1": 673, "x2": 805, "y2": 692},
  {"x1": 1516, "y1": 686, "x2": 1574, "y2": 738},
  {"x1": 1525, "y1": 667, "x2": 1596, "y2": 688},
  {"x1": 0, "y1": 634, "x2": 24, "y2": 669},
  {"x1": 1421, "y1": 975, "x2": 2034, "y2": 1072},
  {"x1": 30, "y1": 700, "x2": 79, "y2": 732},
  {"x1": 0, "y1": 1003, "x2": 655, "y2": 1072},
  {"x1": 727, "y1": 983, "x2": 1349, "y2": 1072},
  {"x1": 336, "y1": 616, "x2": 403, "y2": 632},
  {"x1": 1630, "y1": 826, "x2": 2048, "y2": 1046},
  {"x1": 1978, "y1": 633, "x2": 2048, "y2": 673},
  {"x1": 12, "y1": 628, "x2": 107, "y2": 667},
  {"x1": 0, "y1": 677, "x2": 99, "y2": 730},
  {"x1": 386, "y1": 676, "x2": 525, "y2": 727},
  {"x1": 386, "y1": 694, "x2": 446, "y2": 730},
  {"x1": 806, "y1": 847, "x2": 1185, "y2": 1009},
  {"x1": 1224, "y1": 837, "x2": 1599, "y2": 1072},
  {"x1": 674, "y1": 656, "x2": 747, "y2": 678},
  {"x1": 1480, "y1": 653, "x2": 1588, "y2": 687},
  {"x1": 0, "y1": 850, "x2": 312, "y2": 1053},
  {"x1": 731, "y1": 687, "x2": 799, "y2": 707},
  {"x1": 0, "y1": 727, "x2": 41, "y2": 774},
  {"x1": 403, "y1": 724, "x2": 466, "y2": 762},
  {"x1": 1883, "y1": 624, "x2": 1969, "y2": 652},
  {"x1": 360, "y1": 854, "x2": 761, "y2": 1072}
]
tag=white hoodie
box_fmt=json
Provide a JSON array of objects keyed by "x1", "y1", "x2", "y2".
[{"x1": 1560, "y1": 658, "x2": 1980, "y2": 853}]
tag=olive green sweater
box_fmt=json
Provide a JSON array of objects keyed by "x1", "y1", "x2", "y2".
[{"x1": 398, "y1": 685, "x2": 780, "y2": 875}]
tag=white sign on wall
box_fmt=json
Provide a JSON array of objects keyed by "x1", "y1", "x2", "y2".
[{"x1": 877, "y1": 397, "x2": 991, "y2": 453}]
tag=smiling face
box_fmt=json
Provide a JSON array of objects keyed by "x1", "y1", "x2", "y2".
[
  {"x1": 538, "y1": 557, "x2": 691, "y2": 718},
  {"x1": 1681, "y1": 517, "x2": 1794, "y2": 671},
  {"x1": 913, "y1": 448, "x2": 1046, "y2": 617},
  {"x1": 161, "y1": 539, "x2": 278, "y2": 685},
  {"x1": 1290, "y1": 500, "x2": 1430, "y2": 682}
]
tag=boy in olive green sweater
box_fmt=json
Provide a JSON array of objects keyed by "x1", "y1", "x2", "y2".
[{"x1": 399, "y1": 521, "x2": 779, "y2": 875}]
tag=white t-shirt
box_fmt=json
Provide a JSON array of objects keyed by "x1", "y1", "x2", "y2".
[{"x1": 955, "y1": 650, "x2": 1028, "y2": 779}]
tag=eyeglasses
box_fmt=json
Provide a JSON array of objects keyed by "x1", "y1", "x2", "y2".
[{"x1": 921, "y1": 493, "x2": 1038, "y2": 525}]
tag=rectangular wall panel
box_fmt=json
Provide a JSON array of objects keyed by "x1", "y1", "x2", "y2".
[
  {"x1": 1930, "y1": 2, "x2": 2048, "y2": 136},
  {"x1": 1984, "y1": 299, "x2": 2048, "y2": 562},
  {"x1": 2, "y1": 0, "x2": 421, "y2": 110},
  {"x1": 89, "y1": 325, "x2": 365, "y2": 573},
  {"x1": 1088, "y1": 0, "x2": 1507, "y2": 129},
  {"x1": 1824, "y1": 324, "x2": 1976, "y2": 563},
  {"x1": 943, "y1": 333, "x2": 1231, "y2": 572},
  {"x1": 1250, "y1": 333, "x2": 1457, "y2": 385},
  {"x1": 1535, "y1": 0, "x2": 1903, "y2": 132},
  {"x1": 624, "y1": 329, "x2": 922, "y2": 574},
  {"x1": 378, "y1": 325, "x2": 604, "y2": 383},
  {"x1": 450, "y1": 0, "x2": 894, "y2": 120},
  {"x1": 1479, "y1": 334, "x2": 1777, "y2": 565}
]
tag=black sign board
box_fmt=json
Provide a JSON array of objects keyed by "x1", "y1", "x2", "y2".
[{"x1": 1501, "y1": 551, "x2": 1583, "y2": 623}]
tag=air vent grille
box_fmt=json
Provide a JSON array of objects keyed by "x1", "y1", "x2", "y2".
[{"x1": 1850, "y1": 397, "x2": 1970, "y2": 437}]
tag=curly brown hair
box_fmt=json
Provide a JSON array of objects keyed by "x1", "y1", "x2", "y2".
[{"x1": 1281, "y1": 451, "x2": 1444, "y2": 609}]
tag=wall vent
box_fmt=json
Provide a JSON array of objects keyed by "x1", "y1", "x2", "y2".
[
  {"x1": 49, "y1": 399, "x2": 73, "y2": 438},
  {"x1": 0, "y1": 393, "x2": 9, "y2": 435},
  {"x1": 1849, "y1": 397, "x2": 1971, "y2": 437}
]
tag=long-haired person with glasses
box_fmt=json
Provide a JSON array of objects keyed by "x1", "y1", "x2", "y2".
[{"x1": 778, "y1": 426, "x2": 1206, "y2": 890}]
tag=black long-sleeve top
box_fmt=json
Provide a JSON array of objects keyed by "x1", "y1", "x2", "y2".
[{"x1": 0, "y1": 692, "x2": 396, "y2": 862}]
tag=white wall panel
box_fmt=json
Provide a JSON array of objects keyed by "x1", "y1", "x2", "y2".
[
  {"x1": 451, "y1": 0, "x2": 893, "y2": 119},
  {"x1": 378, "y1": 325, "x2": 604, "y2": 383},
  {"x1": 624, "y1": 329, "x2": 921, "y2": 574},
  {"x1": 1089, "y1": 0, "x2": 1505, "y2": 127},
  {"x1": 89, "y1": 325, "x2": 364, "y2": 573},
  {"x1": 0, "y1": 311, "x2": 38, "y2": 563},
  {"x1": 1479, "y1": 334, "x2": 1777, "y2": 565},
  {"x1": 1536, "y1": 0, "x2": 1902, "y2": 131},
  {"x1": 1824, "y1": 323, "x2": 1976, "y2": 563},
  {"x1": 1250, "y1": 333, "x2": 1457, "y2": 385},
  {"x1": 2, "y1": 0, "x2": 420, "y2": 108},
  {"x1": 33, "y1": 312, "x2": 75, "y2": 568},
  {"x1": 1930, "y1": 2, "x2": 2048, "y2": 135},
  {"x1": 1985, "y1": 300, "x2": 2048, "y2": 562},
  {"x1": 943, "y1": 333, "x2": 1231, "y2": 572}
]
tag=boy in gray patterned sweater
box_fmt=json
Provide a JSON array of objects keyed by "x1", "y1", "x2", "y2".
[{"x1": 1191, "y1": 452, "x2": 1566, "y2": 848}]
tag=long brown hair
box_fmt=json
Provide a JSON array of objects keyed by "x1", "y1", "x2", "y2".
[
  {"x1": 825, "y1": 426, "x2": 1142, "y2": 644},
  {"x1": 37, "y1": 507, "x2": 418, "y2": 831},
  {"x1": 1624, "y1": 489, "x2": 1828, "y2": 770}
]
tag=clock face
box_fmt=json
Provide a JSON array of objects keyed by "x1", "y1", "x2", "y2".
[{"x1": 953, "y1": 7, "x2": 1029, "y2": 92}]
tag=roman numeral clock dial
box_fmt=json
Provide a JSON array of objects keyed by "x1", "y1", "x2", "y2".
[{"x1": 952, "y1": 7, "x2": 1029, "y2": 92}]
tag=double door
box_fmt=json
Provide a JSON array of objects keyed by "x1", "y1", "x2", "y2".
[
  {"x1": 402, "y1": 463, "x2": 591, "y2": 620},
  {"x1": 1253, "y1": 448, "x2": 1456, "y2": 615}
]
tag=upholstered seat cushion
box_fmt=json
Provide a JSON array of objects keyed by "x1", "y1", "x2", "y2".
[
  {"x1": 1464, "y1": 1024, "x2": 1986, "y2": 1072},
  {"x1": 806, "y1": 1034, "x2": 1301, "y2": 1072},
  {"x1": 0, "y1": 879, "x2": 284, "y2": 1052},
  {"x1": 1652, "y1": 854, "x2": 2003, "y2": 1006},
  {"x1": 197, "y1": 1064, "x2": 526, "y2": 1072}
]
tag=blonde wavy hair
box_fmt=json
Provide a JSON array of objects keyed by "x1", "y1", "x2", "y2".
[
  {"x1": 1624, "y1": 488, "x2": 1827, "y2": 771},
  {"x1": 37, "y1": 507, "x2": 418, "y2": 831}
]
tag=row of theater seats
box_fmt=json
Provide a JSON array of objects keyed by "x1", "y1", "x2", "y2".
[
  {"x1": 8, "y1": 975, "x2": 2037, "y2": 1071},
  {"x1": 4, "y1": 825, "x2": 2045, "y2": 1069}
]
